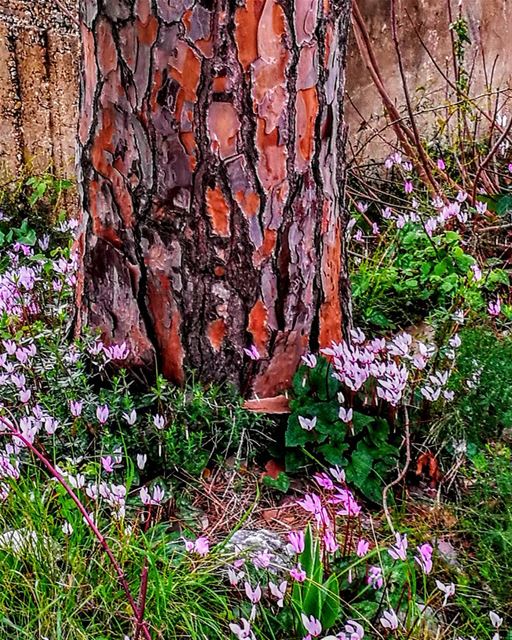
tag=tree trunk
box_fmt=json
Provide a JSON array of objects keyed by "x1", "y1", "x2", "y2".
[{"x1": 77, "y1": 0, "x2": 352, "y2": 397}]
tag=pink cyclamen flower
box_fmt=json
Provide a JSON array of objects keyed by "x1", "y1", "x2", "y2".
[
  {"x1": 227, "y1": 568, "x2": 245, "y2": 586},
  {"x1": 194, "y1": 536, "x2": 210, "y2": 556},
  {"x1": 229, "y1": 618, "x2": 255, "y2": 640},
  {"x1": 471, "y1": 264, "x2": 482, "y2": 281},
  {"x1": 301, "y1": 613, "x2": 322, "y2": 638},
  {"x1": 356, "y1": 539, "x2": 369, "y2": 557},
  {"x1": 388, "y1": 532, "x2": 408, "y2": 561},
  {"x1": 62, "y1": 521, "x2": 73, "y2": 536},
  {"x1": 368, "y1": 566, "x2": 383, "y2": 589},
  {"x1": 488, "y1": 297, "x2": 501, "y2": 317},
  {"x1": 252, "y1": 550, "x2": 271, "y2": 569},
  {"x1": 330, "y1": 465, "x2": 345, "y2": 483},
  {"x1": 314, "y1": 472, "x2": 334, "y2": 491},
  {"x1": 69, "y1": 400, "x2": 83, "y2": 417},
  {"x1": 437, "y1": 158, "x2": 446, "y2": 171},
  {"x1": 136, "y1": 453, "x2": 147, "y2": 470},
  {"x1": 19, "y1": 388, "x2": 31, "y2": 404},
  {"x1": 123, "y1": 409, "x2": 137, "y2": 425},
  {"x1": 297, "y1": 493, "x2": 322, "y2": 514},
  {"x1": 44, "y1": 417, "x2": 59, "y2": 435},
  {"x1": 404, "y1": 180, "x2": 413, "y2": 194},
  {"x1": 298, "y1": 416, "x2": 317, "y2": 431},
  {"x1": 153, "y1": 414, "x2": 165, "y2": 430},
  {"x1": 380, "y1": 609, "x2": 399, "y2": 630},
  {"x1": 269, "y1": 580, "x2": 287, "y2": 608},
  {"x1": 435, "y1": 579, "x2": 455, "y2": 606},
  {"x1": 96, "y1": 404, "x2": 109, "y2": 424},
  {"x1": 290, "y1": 564, "x2": 307, "y2": 582},
  {"x1": 415, "y1": 543, "x2": 433, "y2": 574},
  {"x1": 183, "y1": 538, "x2": 194, "y2": 552},
  {"x1": 243, "y1": 345, "x2": 260, "y2": 360},
  {"x1": 339, "y1": 620, "x2": 365, "y2": 640},
  {"x1": 244, "y1": 581, "x2": 262, "y2": 604},
  {"x1": 323, "y1": 530, "x2": 339, "y2": 553},
  {"x1": 301, "y1": 353, "x2": 317, "y2": 368},
  {"x1": 140, "y1": 485, "x2": 164, "y2": 506},
  {"x1": 101, "y1": 456, "x2": 115, "y2": 473},
  {"x1": 288, "y1": 530, "x2": 305, "y2": 554},
  {"x1": 338, "y1": 407, "x2": 353, "y2": 423},
  {"x1": 103, "y1": 342, "x2": 129, "y2": 361},
  {"x1": 489, "y1": 611, "x2": 503, "y2": 628},
  {"x1": 475, "y1": 201, "x2": 488, "y2": 215}
]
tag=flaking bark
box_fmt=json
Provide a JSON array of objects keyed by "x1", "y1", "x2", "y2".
[{"x1": 77, "y1": 0, "x2": 352, "y2": 396}]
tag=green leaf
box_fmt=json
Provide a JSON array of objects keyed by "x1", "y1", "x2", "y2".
[
  {"x1": 346, "y1": 447, "x2": 373, "y2": 486},
  {"x1": 321, "y1": 573, "x2": 340, "y2": 629},
  {"x1": 317, "y1": 443, "x2": 349, "y2": 466},
  {"x1": 496, "y1": 193, "x2": 512, "y2": 216},
  {"x1": 352, "y1": 412, "x2": 374, "y2": 435},
  {"x1": 262, "y1": 472, "x2": 290, "y2": 493}
]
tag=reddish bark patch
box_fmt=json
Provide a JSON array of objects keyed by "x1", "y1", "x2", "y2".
[
  {"x1": 146, "y1": 275, "x2": 185, "y2": 384},
  {"x1": 257, "y1": 0, "x2": 287, "y2": 63},
  {"x1": 295, "y1": 87, "x2": 318, "y2": 170},
  {"x1": 253, "y1": 330, "x2": 308, "y2": 397},
  {"x1": 294, "y1": 0, "x2": 319, "y2": 46},
  {"x1": 253, "y1": 228, "x2": 277, "y2": 266},
  {"x1": 248, "y1": 299, "x2": 270, "y2": 354},
  {"x1": 136, "y1": 14, "x2": 159, "y2": 46},
  {"x1": 319, "y1": 217, "x2": 343, "y2": 346},
  {"x1": 235, "y1": 190, "x2": 260, "y2": 218},
  {"x1": 256, "y1": 118, "x2": 287, "y2": 190},
  {"x1": 234, "y1": 0, "x2": 265, "y2": 70},
  {"x1": 207, "y1": 318, "x2": 227, "y2": 351},
  {"x1": 212, "y1": 75, "x2": 230, "y2": 93},
  {"x1": 297, "y1": 43, "x2": 318, "y2": 90},
  {"x1": 96, "y1": 19, "x2": 118, "y2": 77},
  {"x1": 243, "y1": 395, "x2": 291, "y2": 414},
  {"x1": 206, "y1": 185, "x2": 231, "y2": 237},
  {"x1": 170, "y1": 42, "x2": 201, "y2": 102},
  {"x1": 207, "y1": 102, "x2": 240, "y2": 159},
  {"x1": 135, "y1": 0, "x2": 151, "y2": 22}
]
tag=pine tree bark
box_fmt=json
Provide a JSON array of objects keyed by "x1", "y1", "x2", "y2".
[{"x1": 77, "y1": 0, "x2": 352, "y2": 397}]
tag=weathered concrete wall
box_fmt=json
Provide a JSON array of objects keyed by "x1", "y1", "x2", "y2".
[
  {"x1": 0, "y1": 0, "x2": 78, "y2": 176},
  {"x1": 0, "y1": 0, "x2": 511, "y2": 176},
  {"x1": 346, "y1": 0, "x2": 512, "y2": 158}
]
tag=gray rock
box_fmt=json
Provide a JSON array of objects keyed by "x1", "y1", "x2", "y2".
[{"x1": 224, "y1": 528, "x2": 294, "y2": 572}]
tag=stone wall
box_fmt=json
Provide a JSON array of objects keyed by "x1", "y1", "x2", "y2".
[{"x1": 0, "y1": 0, "x2": 510, "y2": 178}]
